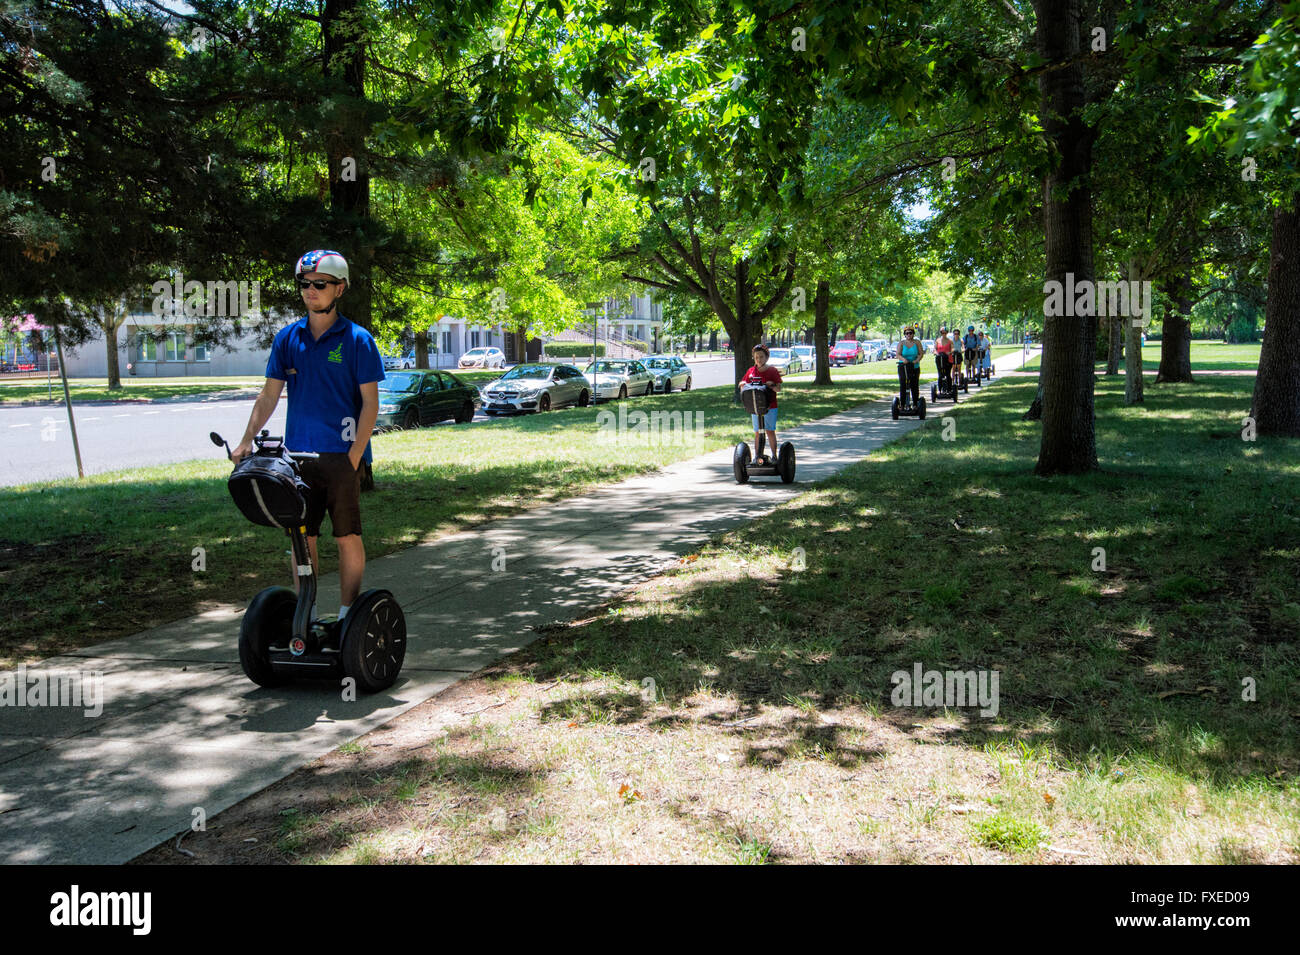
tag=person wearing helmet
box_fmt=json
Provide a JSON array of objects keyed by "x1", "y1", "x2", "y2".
[
  {"x1": 962, "y1": 325, "x2": 980, "y2": 373},
  {"x1": 896, "y1": 326, "x2": 925, "y2": 406},
  {"x1": 232, "y1": 250, "x2": 385, "y2": 626},
  {"x1": 933, "y1": 324, "x2": 954, "y2": 392}
]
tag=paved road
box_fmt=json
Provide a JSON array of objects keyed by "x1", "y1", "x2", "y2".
[{"x1": 0, "y1": 359, "x2": 740, "y2": 487}]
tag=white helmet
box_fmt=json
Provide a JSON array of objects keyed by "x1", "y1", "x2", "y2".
[{"x1": 294, "y1": 249, "x2": 349, "y2": 284}]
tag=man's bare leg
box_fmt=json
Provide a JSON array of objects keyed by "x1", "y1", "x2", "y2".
[{"x1": 336, "y1": 534, "x2": 365, "y2": 608}]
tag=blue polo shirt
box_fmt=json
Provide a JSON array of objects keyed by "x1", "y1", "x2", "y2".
[{"x1": 266, "y1": 314, "x2": 385, "y2": 461}]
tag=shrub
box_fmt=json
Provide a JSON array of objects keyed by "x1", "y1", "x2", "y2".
[{"x1": 545, "y1": 342, "x2": 605, "y2": 359}]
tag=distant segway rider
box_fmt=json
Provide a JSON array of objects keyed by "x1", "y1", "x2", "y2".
[
  {"x1": 741, "y1": 344, "x2": 783, "y2": 465},
  {"x1": 232, "y1": 250, "x2": 385, "y2": 626},
  {"x1": 933, "y1": 325, "x2": 954, "y2": 390},
  {"x1": 962, "y1": 325, "x2": 980, "y2": 372},
  {"x1": 978, "y1": 330, "x2": 992, "y2": 373},
  {"x1": 896, "y1": 326, "x2": 924, "y2": 406}
]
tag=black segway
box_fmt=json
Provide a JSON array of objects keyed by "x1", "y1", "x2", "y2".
[
  {"x1": 962, "y1": 349, "x2": 982, "y2": 388},
  {"x1": 211, "y1": 430, "x2": 407, "y2": 693},
  {"x1": 733, "y1": 383, "x2": 795, "y2": 484},
  {"x1": 931, "y1": 354, "x2": 960, "y2": 404},
  {"x1": 892, "y1": 364, "x2": 927, "y2": 420}
]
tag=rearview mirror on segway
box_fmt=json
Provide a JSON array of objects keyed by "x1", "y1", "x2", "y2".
[{"x1": 210, "y1": 431, "x2": 232, "y2": 459}]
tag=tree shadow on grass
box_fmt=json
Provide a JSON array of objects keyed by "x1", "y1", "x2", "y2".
[{"x1": 498, "y1": 375, "x2": 1300, "y2": 788}]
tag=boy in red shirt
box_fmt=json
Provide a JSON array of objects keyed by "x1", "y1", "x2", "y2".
[{"x1": 740, "y1": 343, "x2": 783, "y2": 464}]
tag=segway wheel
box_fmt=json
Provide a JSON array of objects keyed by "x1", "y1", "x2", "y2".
[
  {"x1": 961, "y1": 379, "x2": 968, "y2": 393},
  {"x1": 777, "y1": 441, "x2": 796, "y2": 484},
  {"x1": 340, "y1": 589, "x2": 407, "y2": 693},
  {"x1": 239, "y1": 586, "x2": 295, "y2": 688},
  {"x1": 918, "y1": 397, "x2": 927, "y2": 420},
  {"x1": 733, "y1": 442, "x2": 751, "y2": 484},
  {"x1": 931, "y1": 384, "x2": 937, "y2": 403},
  {"x1": 891, "y1": 397, "x2": 900, "y2": 420}
]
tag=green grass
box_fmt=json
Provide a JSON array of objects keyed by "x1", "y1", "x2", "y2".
[
  {"x1": 472, "y1": 373, "x2": 1300, "y2": 861},
  {"x1": 1019, "y1": 341, "x2": 1259, "y2": 372},
  {"x1": 0, "y1": 378, "x2": 892, "y2": 666},
  {"x1": 972, "y1": 813, "x2": 1046, "y2": 853},
  {"x1": 0, "y1": 380, "x2": 257, "y2": 404}
]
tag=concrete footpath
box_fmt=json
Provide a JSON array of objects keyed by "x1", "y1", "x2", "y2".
[{"x1": 0, "y1": 350, "x2": 1038, "y2": 864}]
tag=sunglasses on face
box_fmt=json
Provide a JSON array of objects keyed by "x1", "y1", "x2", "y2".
[{"x1": 298, "y1": 279, "x2": 342, "y2": 290}]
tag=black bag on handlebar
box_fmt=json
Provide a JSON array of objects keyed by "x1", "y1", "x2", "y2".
[
  {"x1": 227, "y1": 447, "x2": 309, "y2": 528},
  {"x1": 739, "y1": 382, "x2": 770, "y2": 417}
]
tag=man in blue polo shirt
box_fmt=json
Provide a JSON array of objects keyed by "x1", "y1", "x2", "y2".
[{"x1": 233, "y1": 250, "x2": 384, "y2": 625}]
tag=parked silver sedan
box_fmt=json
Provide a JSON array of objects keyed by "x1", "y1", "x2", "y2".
[
  {"x1": 766, "y1": 348, "x2": 803, "y2": 375},
  {"x1": 642, "y1": 354, "x2": 693, "y2": 393},
  {"x1": 480, "y1": 363, "x2": 592, "y2": 415},
  {"x1": 583, "y1": 359, "x2": 655, "y2": 401}
]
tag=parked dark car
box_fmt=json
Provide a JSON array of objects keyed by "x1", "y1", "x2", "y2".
[{"x1": 376, "y1": 369, "x2": 480, "y2": 429}]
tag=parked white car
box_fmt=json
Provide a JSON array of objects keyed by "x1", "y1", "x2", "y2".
[
  {"x1": 791, "y1": 345, "x2": 816, "y2": 371},
  {"x1": 459, "y1": 346, "x2": 506, "y2": 369},
  {"x1": 583, "y1": 359, "x2": 655, "y2": 401},
  {"x1": 642, "y1": 354, "x2": 693, "y2": 393},
  {"x1": 383, "y1": 351, "x2": 415, "y2": 370},
  {"x1": 766, "y1": 348, "x2": 803, "y2": 375}
]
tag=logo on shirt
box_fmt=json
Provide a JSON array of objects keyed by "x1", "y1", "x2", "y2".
[{"x1": 327, "y1": 342, "x2": 343, "y2": 364}]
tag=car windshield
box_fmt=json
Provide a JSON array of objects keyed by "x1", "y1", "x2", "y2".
[
  {"x1": 793, "y1": 347, "x2": 813, "y2": 355},
  {"x1": 464, "y1": 348, "x2": 486, "y2": 356},
  {"x1": 586, "y1": 361, "x2": 631, "y2": 374},
  {"x1": 768, "y1": 349, "x2": 790, "y2": 359},
  {"x1": 501, "y1": 364, "x2": 551, "y2": 380},
  {"x1": 645, "y1": 358, "x2": 672, "y2": 369},
  {"x1": 379, "y1": 373, "x2": 420, "y2": 393}
]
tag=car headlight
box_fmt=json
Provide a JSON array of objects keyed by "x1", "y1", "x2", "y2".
[
  {"x1": 519, "y1": 388, "x2": 540, "y2": 398},
  {"x1": 379, "y1": 403, "x2": 398, "y2": 413}
]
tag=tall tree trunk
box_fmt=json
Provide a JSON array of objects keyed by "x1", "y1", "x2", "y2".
[
  {"x1": 1252, "y1": 192, "x2": 1300, "y2": 436},
  {"x1": 1031, "y1": 0, "x2": 1098, "y2": 474},
  {"x1": 813, "y1": 279, "x2": 832, "y2": 386},
  {"x1": 731, "y1": 259, "x2": 755, "y2": 390},
  {"x1": 1106, "y1": 315, "x2": 1121, "y2": 375},
  {"x1": 104, "y1": 316, "x2": 122, "y2": 390},
  {"x1": 1123, "y1": 263, "x2": 1144, "y2": 405},
  {"x1": 323, "y1": 0, "x2": 372, "y2": 332},
  {"x1": 1155, "y1": 273, "x2": 1194, "y2": 383},
  {"x1": 415, "y1": 330, "x2": 429, "y2": 368}
]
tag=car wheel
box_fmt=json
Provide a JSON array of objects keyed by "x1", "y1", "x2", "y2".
[
  {"x1": 663, "y1": 379, "x2": 672, "y2": 394},
  {"x1": 538, "y1": 393, "x2": 552, "y2": 413},
  {"x1": 455, "y1": 401, "x2": 475, "y2": 424},
  {"x1": 644, "y1": 381, "x2": 653, "y2": 396},
  {"x1": 684, "y1": 377, "x2": 692, "y2": 391},
  {"x1": 618, "y1": 384, "x2": 627, "y2": 400},
  {"x1": 577, "y1": 389, "x2": 590, "y2": 408},
  {"x1": 404, "y1": 409, "x2": 419, "y2": 430}
]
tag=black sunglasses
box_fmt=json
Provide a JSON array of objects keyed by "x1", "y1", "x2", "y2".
[{"x1": 298, "y1": 279, "x2": 342, "y2": 290}]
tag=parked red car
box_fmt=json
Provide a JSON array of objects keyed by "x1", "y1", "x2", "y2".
[{"x1": 829, "y1": 340, "x2": 864, "y2": 367}]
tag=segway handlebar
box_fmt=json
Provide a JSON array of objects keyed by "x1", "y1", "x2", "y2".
[{"x1": 210, "y1": 430, "x2": 320, "y2": 461}]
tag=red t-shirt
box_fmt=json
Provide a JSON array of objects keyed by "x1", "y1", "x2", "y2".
[
  {"x1": 934, "y1": 336, "x2": 952, "y2": 355},
  {"x1": 742, "y1": 365, "x2": 782, "y2": 408}
]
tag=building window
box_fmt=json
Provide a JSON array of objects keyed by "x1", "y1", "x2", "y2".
[
  {"x1": 166, "y1": 330, "x2": 186, "y2": 361},
  {"x1": 471, "y1": 330, "x2": 481, "y2": 348},
  {"x1": 194, "y1": 342, "x2": 209, "y2": 361},
  {"x1": 137, "y1": 332, "x2": 158, "y2": 361}
]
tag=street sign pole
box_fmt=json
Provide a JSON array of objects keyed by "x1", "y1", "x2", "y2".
[{"x1": 53, "y1": 324, "x2": 84, "y2": 479}]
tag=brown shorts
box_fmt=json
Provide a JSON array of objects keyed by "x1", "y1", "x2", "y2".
[{"x1": 297, "y1": 452, "x2": 363, "y2": 538}]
